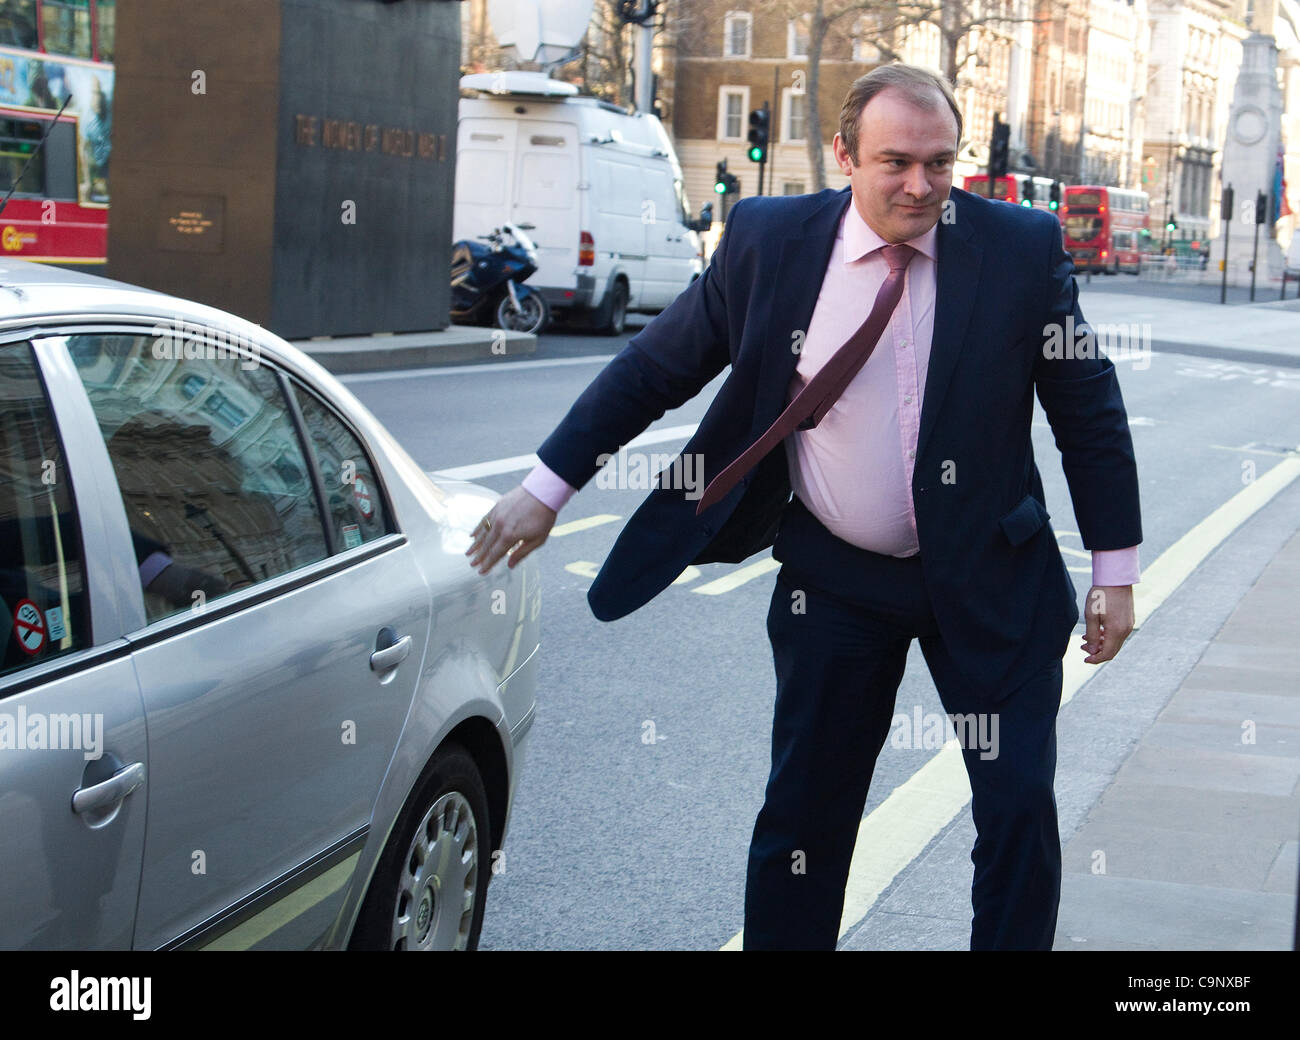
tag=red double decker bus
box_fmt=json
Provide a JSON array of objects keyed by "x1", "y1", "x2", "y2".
[
  {"x1": 1061, "y1": 185, "x2": 1150, "y2": 275},
  {"x1": 0, "y1": 0, "x2": 114, "y2": 268},
  {"x1": 961, "y1": 173, "x2": 1062, "y2": 214}
]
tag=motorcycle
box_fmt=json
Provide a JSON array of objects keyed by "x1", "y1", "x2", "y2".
[{"x1": 450, "y1": 222, "x2": 550, "y2": 335}]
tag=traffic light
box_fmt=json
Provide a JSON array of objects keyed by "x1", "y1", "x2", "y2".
[
  {"x1": 1255, "y1": 190, "x2": 1268, "y2": 224},
  {"x1": 713, "y1": 159, "x2": 738, "y2": 196},
  {"x1": 1048, "y1": 181, "x2": 1061, "y2": 211},
  {"x1": 747, "y1": 108, "x2": 769, "y2": 164},
  {"x1": 1221, "y1": 184, "x2": 1234, "y2": 217},
  {"x1": 1021, "y1": 179, "x2": 1036, "y2": 206},
  {"x1": 989, "y1": 115, "x2": 1010, "y2": 182},
  {"x1": 1165, "y1": 213, "x2": 1177, "y2": 232}
]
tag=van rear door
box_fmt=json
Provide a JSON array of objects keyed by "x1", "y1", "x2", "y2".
[
  {"x1": 455, "y1": 117, "x2": 581, "y2": 294},
  {"x1": 511, "y1": 120, "x2": 580, "y2": 292},
  {"x1": 454, "y1": 116, "x2": 516, "y2": 243}
]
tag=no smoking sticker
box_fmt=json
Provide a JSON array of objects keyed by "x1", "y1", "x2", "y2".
[
  {"x1": 13, "y1": 599, "x2": 47, "y2": 656},
  {"x1": 353, "y1": 475, "x2": 374, "y2": 519}
]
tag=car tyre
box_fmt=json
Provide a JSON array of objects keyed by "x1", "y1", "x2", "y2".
[
  {"x1": 597, "y1": 279, "x2": 628, "y2": 336},
  {"x1": 349, "y1": 743, "x2": 492, "y2": 951}
]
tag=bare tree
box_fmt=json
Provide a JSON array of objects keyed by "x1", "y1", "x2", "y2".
[
  {"x1": 776, "y1": 0, "x2": 910, "y2": 190},
  {"x1": 776, "y1": 0, "x2": 1066, "y2": 189}
]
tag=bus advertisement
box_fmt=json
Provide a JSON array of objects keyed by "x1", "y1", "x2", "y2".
[
  {"x1": 1061, "y1": 185, "x2": 1150, "y2": 275},
  {"x1": 0, "y1": 0, "x2": 114, "y2": 266}
]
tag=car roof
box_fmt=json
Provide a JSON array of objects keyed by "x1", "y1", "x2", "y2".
[
  {"x1": 0, "y1": 258, "x2": 406, "y2": 460},
  {"x1": 0, "y1": 259, "x2": 281, "y2": 353}
]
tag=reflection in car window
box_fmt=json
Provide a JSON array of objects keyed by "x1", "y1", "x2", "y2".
[
  {"x1": 64, "y1": 333, "x2": 329, "y2": 624},
  {"x1": 293, "y1": 384, "x2": 393, "y2": 550},
  {"x1": 0, "y1": 342, "x2": 87, "y2": 676}
]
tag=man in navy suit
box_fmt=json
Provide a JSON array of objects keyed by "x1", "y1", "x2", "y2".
[{"x1": 467, "y1": 64, "x2": 1142, "y2": 950}]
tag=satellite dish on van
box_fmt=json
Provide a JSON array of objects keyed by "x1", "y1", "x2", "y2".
[{"x1": 488, "y1": 0, "x2": 595, "y2": 66}]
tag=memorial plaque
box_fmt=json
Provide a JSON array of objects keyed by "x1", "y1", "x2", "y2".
[{"x1": 156, "y1": 194, "x2": 226, "y2": 254}]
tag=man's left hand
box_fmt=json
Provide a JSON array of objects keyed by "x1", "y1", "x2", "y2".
[{"x1": 1081, "y1": 585, "x2": 1135, "y2": 664}]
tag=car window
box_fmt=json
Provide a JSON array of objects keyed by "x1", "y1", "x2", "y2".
[
  {"x1": 63, "y1": 333, "x2": 329, "y2": 624},
  {"x1": 0, "y1": 342, "x2": 88, "y2": 676},
  {"x1": 292, "y1": 383, "x2": 393, "y2": 550}
]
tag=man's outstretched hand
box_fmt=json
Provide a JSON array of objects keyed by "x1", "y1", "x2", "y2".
[
  {"x1": 466, "y1": 485, "x2": 557, "y2": 575},
  {"x1": 1081, "y1": 584, "x2": 1135, "y2": 664}
]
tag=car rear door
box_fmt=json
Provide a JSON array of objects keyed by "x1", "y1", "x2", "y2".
[
  {"x1": 0, "y1": 334, "x2": 148, "y2": 950},
  {"x1": 55, "y1": 328, "x2": 432, "y2": 950}
]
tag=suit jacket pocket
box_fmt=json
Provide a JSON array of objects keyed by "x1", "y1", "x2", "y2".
[{"x1": 998, "y1": 493, "x2": 1051, "y2": 547}]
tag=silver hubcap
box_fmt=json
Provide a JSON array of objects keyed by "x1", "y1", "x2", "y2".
[{"x1": 390, "y1": 791, "x2": 478, "y2": 950}]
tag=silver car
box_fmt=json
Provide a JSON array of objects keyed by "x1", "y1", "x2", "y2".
[{"x1": 0, "y1": 260, "x2": 539, "y2": 950}]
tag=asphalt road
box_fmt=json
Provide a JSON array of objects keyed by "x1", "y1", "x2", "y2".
[{"x1": 341, "y1": 297, "x2": 1300, "y2": 950}]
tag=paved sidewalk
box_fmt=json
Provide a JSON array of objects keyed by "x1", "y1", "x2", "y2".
[
  {"x1": 1078, "y1": 288, "x2": 1300, "y2": 368},
  {"x1": 841, "y1": 475, "x2": 1300, "y2": 952},
  {"x1": 1053, "y1": 525, "x2": 1300, "y2": 951},
  {"x1": 294, "y1": 325, "x2": 536, "y2": 374}
]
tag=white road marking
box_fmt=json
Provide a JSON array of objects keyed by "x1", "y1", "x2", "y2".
[
  {"x1": 429, "y1": 423, "x2": 700, "y2": 481},
  {"x1": 338, "y1": 353, "x2": 617, "y2": 384},
  {"x1": 722, "y1": 449, "x2": 1300, "y2": 950},
  {"x1": 1208, "y1": 443, "x2": 1300, "y2": 458}
]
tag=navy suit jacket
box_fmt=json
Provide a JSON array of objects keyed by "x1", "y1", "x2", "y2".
[{"x1": 537, "y1": 185, "x2": 1142, "y2": 700}]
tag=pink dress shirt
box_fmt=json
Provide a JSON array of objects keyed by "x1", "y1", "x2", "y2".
[{"x1": 523, "y1": 201, "x2": 1139, "y2": 587}]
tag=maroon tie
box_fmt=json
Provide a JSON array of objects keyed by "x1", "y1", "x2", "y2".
[{"x1": 695, "y1": 243, "x2": 916, "y2": 515}]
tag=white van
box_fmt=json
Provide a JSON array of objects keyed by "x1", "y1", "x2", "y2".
[{"x1": 454, "y1": 71, "x2": 712, "y2": 335}]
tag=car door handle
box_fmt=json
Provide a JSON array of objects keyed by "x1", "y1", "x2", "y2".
[
  {"x1": 72, "y1": 761, "x2": 145, "y2": 815},
  {"x1": 370, "y1": 634, "x2": 413, "y2": 673}
]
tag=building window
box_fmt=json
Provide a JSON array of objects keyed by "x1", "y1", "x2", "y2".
[
  {"x1": 852, "y1": 15, "x2": 883, "y2": 63},
  {"x1": 783, "y1": 182, "x2": 806, "y2": 195},
  {"x1": 782, "y1": 88, "x2": 808, "y2": 142},
  {"x1": 788, "y1": 15, "x2": 810, "y2": 59},
  {"x1": 724, "y1": 11, "x2": 751, "y2": 58},
  {"x1": 718, "y1": 86, "x2": 748, "y2": 141}
]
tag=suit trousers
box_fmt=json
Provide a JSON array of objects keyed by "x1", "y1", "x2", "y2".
[{"x1": 743, "y1": 496, "x2": 1064, "y2": 950}]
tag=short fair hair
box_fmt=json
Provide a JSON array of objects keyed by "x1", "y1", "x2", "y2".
[{"x1": 838, "y1": 64, "x2": 963, "y2": 165}]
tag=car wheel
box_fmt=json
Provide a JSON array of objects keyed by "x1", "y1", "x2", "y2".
[
  {"x1": 496, "y1": 291, "x2": 549, "y2": 335},
  {"x1": 349, "y1": 743, "x2": 492, "y2": 951},
  {"x1": 597, "y1": 280, "x2": 628, "y2": 336}
]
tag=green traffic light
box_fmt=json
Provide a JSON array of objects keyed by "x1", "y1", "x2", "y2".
[
  {"x1": 715, "y1": 182, "x2": 726, "y2": 194},
  {"x1": 1048, "y1": 201, "x2": 1058, "y2": 210},
  {"x1": 1020, "y1": 199, "x2": 1032, "y2": 207},
  {"x1": 748, "y1": 146, "x2": 763, "y2": 162}
]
